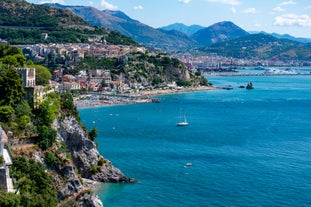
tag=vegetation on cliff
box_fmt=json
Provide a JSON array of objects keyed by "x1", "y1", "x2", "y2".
[
  {"x1": 0, "y1": 45, "x2": 79, "y2": 206},
  {"x1": 0, "y1": 157, "x2": 58, "y2": 207}
]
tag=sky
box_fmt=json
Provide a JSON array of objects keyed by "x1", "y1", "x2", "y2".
[{"x1": 26, "y1": 0, "x2": 311, "y2": 38}]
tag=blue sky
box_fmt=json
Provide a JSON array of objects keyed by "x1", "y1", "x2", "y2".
[{"x1": 26, "y1": 0, "x2": 311, "y2": 38}]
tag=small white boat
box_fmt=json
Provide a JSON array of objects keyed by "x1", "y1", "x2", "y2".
[
  {"x1": 177, "y1": 110, "x2": 188, "y2": 126},
  {"x1": 176, "y1": 119, "x2": 189, "y2": 126},
  {"x1": 185, "y1": 162, "x2": 192, "y2": 166}
]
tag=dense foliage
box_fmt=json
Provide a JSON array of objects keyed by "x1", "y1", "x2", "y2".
[
  {"x1": 0, "y1": 45, "x2": 55, "y2": 139},
  {"x1": 60, "y1": 92, "x2": 79, "y2": 119},
  {"x1": 37, "y1": 126, "x2": 57, "y2": 150},
  {"x1": 0, "y1": 27, "x2": 139, "y2": 45},
  {"x1": 8, "y1": 156, "x2": 58, "y2": 207},
  {"x1": 0, "y1": 68, "x2": 25, "y2": 107}
]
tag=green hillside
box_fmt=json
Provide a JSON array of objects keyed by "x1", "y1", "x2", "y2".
[
  {"x1": 0, "y1": 0, "x2": 88, "y2": 28},
  {"x1": 0, "y1": 0, "x2": 138, "y2": 45},
  {"x1": 200, "y1": 33, "x2": 311, "y2": 60}
]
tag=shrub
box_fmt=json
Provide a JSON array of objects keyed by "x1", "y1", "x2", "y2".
[
  {"x1": 90, "y1": 166, "x2": 100, "y2": 174},
  {"x1": 88, "y1": 127, "x2": 98, "y2": 141},
  {"x1": 37, "y1": 126, "x2": 57, "y2": 150},
  {"x1": 44, "y1": 152, "x2": 56, "y2": 167},
  {"x1": 0, "y1": 105, "x2": 15, "y2": 122}
]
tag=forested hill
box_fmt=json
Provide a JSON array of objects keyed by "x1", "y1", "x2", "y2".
[
  {"x1": 200, "y1": 33, "x2": 311, "y2": 60},
  {"x1": 0, "y1": 0, "x2": 89, "y2": 28},
  {"x1": 0, "y1": 0, "x2": 138, "y2": 45}
]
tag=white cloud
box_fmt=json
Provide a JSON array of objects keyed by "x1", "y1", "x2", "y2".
[
  {"x1": 134, "y1": 5, "x2": 144, "y2": 10},
  {"x1": 254, "y1": 23, "x2": 262, "y2": 29},
  {"x1": 231, "y1": 7, "x2": 237, "y2": 14},
  {"x1": 89, "y1": 1, "x2": 93, "y2": 6},
  {"x1": 305, "y1": 5, "x2": 311, "y2": 10},
  {"x1": 39, "y1": 0, "x2": 65, "y2": 4},
  {"x1": 244, "y1": 8, "x2": 256, "y2": 14},
  {"x1": 273, "y1": 6, "x2": 285, "y2": 12},
  {"x1": 101, "y1": 0, "x2": 117, "y2": 10},
  {"x1": 279, "y1": 0, "x2": 296, "y2": 6},
  {"x1": 207, "y1": 0, "x2": 241, "y2": 6},
  {"x1": 178, "y1": 0, "x2": 192, "y2": 4},
  {"x1": 274, "y1": 14, "x2": 311, "y2": 27}
]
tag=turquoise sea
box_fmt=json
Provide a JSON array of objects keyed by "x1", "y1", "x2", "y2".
[{"x1": 79, "y1": 73, "x2": 311, "y2": 207}]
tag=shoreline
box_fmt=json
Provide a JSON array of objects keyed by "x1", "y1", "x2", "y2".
[
  {"x1": 140, "y1": 85, "x2": 216, "y2": 96},
  {"x1": 75, "y1": 86, "x2": 216, "y2": 109}
]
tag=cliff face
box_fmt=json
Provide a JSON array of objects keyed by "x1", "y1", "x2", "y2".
[{"x1": 56, "y1": 116, "x2": 135, "y2": 183}]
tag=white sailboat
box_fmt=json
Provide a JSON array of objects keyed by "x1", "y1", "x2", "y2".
[{"x1": 177, "y1": 110, "x2": 188, "y2": 126}]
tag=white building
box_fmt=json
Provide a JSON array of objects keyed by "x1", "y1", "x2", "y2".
[{"x1": 0, "y1": 126, "x2": 14, "y2": 192}]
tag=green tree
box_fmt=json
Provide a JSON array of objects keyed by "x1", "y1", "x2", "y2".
[
  {"x1": 0, "y1": 68, "x2": 25, "y2": 107},
  {"x1": 44, "y1": 152, "x2": 56, "y2": 167},
  {"x1": 0, "y1": 105, "x2": 15, "y2": 122},
  {"x1": 37, "y1": 126, "x2": 57, "y2": 150},
  {"x1": 16, "y1": 115, "x2": 31, "y2": 129},
  {"x1": 15, "y1": 101, "x2": 32, "y2": 117},
  {"x1": 0, "y1": 191, "x2": 21, "y2": 207},
  {"x1": 11, "y1": 157, "x2": 57, "y2": 207},
  {"x1": 30, "y1": 65, "x2": 52, "y2": 85},
  {"x1": 35, "y1": 93, "x2": 59, "y2": 126},
  {"x1": 60, "y1": 92, "x2": 79, "y2": 120},
  {"x1": 0, "y1": 54, "x2": 26, "y2": 67},
  {"x1": 0, "y1": 45, "x2": 26, "y2": 67},
  {"x1": 89, "y1": 127, "x2": 98, "y2": 141}
]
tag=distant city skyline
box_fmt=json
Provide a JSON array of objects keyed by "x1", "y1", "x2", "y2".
[{"x1": 26, "y1": 0, "x2": 311, "y2": 38}]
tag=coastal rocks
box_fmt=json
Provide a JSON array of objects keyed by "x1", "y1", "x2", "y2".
[
  {"x1": 76, "y1": 193, "x2": 103, "y2": 207},
  {"x1": 246, "y1": 82, "x2": 254, "y2": 89},
  {"x1": 54, "y1": 165, "x2": 84, "y2": 201},
  {"x1": 57, "y1": 116, "x2": 135, "y2": 183}
]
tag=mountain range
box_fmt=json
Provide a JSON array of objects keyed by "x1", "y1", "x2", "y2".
[
  {"x1": 46, "y1": 3, "x2": 311, "y2": 53},
  {"x1": 201, "y1": 33, "x2": 311, "y2": 61},
  {"x1": 46, "y1": 4, "x2": 198, "y2": 51},
  {"x1": 1, "y1": 1, "x2": 311, "y2": 60}
]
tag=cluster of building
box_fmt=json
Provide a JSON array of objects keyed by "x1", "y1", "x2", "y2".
[
  {"x1": 21, "y1": 42, "x2": 146, "y2": 67},
  {"x1": 175, "y1": 53, "x2": 311, "y2": 71},
  {"x1": 20, "y1": 43, "x2": 149, "y2": 93}
]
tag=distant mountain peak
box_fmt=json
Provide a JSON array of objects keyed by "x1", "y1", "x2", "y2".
[
  {"x1": 192, "y1": 21, "x2": 249, "y2": 46},
  {"x1": 159, "y1": 23, "x2": 204, "y2": 36},
  {"x1": 103, "y1": 10, "x2": 138, "y2": 23}
]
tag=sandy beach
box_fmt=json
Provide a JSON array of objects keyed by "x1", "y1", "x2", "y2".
[
  {"x1": 75, "y1": 86, "x2": 216, "y2": 109},
  {"x1": 140, "y1": 85, "x2": 216, "y2": 96}
]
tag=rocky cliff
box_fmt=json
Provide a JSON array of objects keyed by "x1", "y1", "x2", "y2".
[
  {"x1": 56, "y1": 116, "x2": 136, "y2": 183},
  {"x1": 44, "y1": 116, "x2": 136, "y2": 206}
]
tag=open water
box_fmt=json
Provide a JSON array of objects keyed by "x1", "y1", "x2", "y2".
[{"x1": 79, "y1": 73, "x2": 311, "y2": 207}]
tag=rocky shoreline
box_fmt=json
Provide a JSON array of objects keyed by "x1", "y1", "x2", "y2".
[{"x1": 52, "y1": 116, "x2": 137, "y2": 206}]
